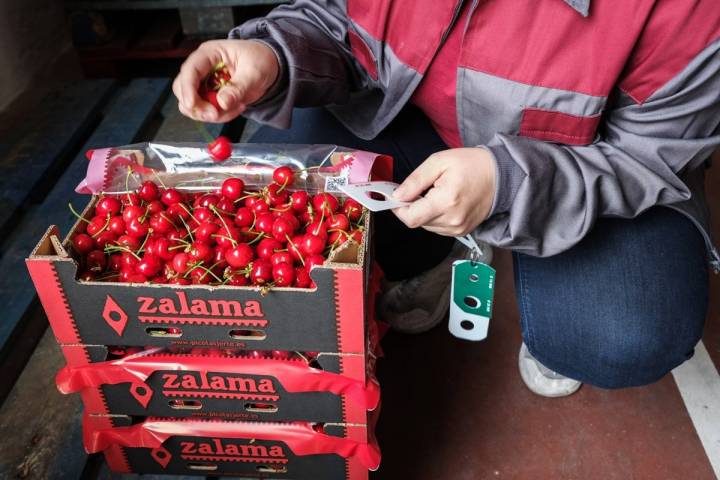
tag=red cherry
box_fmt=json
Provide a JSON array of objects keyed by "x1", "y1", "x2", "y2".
[
  {"x1": 225, "y1": 244, "x2": 255, "y2": 268},
  {"x1": 149, "y1": 213, "x2": 174, "y2": 234},
  {"x1": 272, "y1": 262, "x2": 295, "y2": 287},
  {"x1": 120, "y1": 252, "x2": 139, "y2": 269},
  {"x1": 341, "y1": 198, "x2": 363, "y2": 222},
  {"x1": 195, "y1": 193, "x2": 220, "y2": 210},
  {"x1": 136, "y1": 255, "x2": 162, "y2": 277},
  {"x1": 234, "y1": 207, "x2": 254, "y2": 227},
  {"x1": 122, "y1": 193, "x2": 142, "y2": 206},
  {"x1": 94, "y1": 231, "x2": 117, "y2": 249},
  {"x1": 86, "y1": 216, "x2": 108, "y2": 237},
  {"x1": 216, "y1": 197, "x2": 236, "y2": 215},
  {"x1": 78, "y1": 270, "x2": 96, "y2": 282},
  {"x1": 272, "y1": 166, "x2": 294, "y2": 188},
  {"x1": 294, "y1": 267, "x2": 311, "y2": 288},
  {"x1": 290, "y1": 191, "x2": 310, "y2": 211},
  {"x1": 189, "y1": 266, "x2": 213, "y2": 284},
  {"x1": 95, "y1": 197, "x2": 121, "y2": 217},
  {"x1": 169, "y1": 277, "x2": 191, "y2": 285},
  {"x1": 271, "y1": 350, "x2": 292, "y2": 360},
  {"x1": 306, "y1": 220, "x2": 328, "y2": 239},
  {"x1": 266, "y1": 183, "x2": 289, "y2": 206},
  {"x1": 312, "y1": 193, "x2": 339, "y2": 216},
  {"x1": 226, "y1": 270, "x2": 249, "y2": 286},
  {"x1": 146, "y1": 200, "x2": 164, "y2": 215},
  {"x1": 152, "y1": 237, "x2": 175, "y2": 261},
  {"x1": 326, "y1": 213, "x2": 350, "y2": 231},
  {"x1": 221, "y1": 178, "x2": 245, "y2": 201},
  {"x1": 250, "y1": 260, "x2": 273, "y2": 285},
  {"x1": 305, "y1": 254, "x2": 325, "y2": 270},
  {"x1": 161, "y1": 188, "x2": 183, "y2": 206},
  {"x1": 109, "y1": 216, "x2": 126, "y2": 235},
  {"x1": 126, "y1": 217, "x2": 149, "y2": 238},
  {"x1": 256, "y1": 213, "x2": 275, "y2": 235},
  {"x1": 256, "y1": 238, "x2": 282, "y2": 260},
  {"x1": 302, "y1": 234, "x2": 326, "y2": 256},
  {"x1": 122, "y1": 205, "x2": 144, "y2": 224},
  {"x1": 165, "y1": 202, "x2": 190, "y2": 221},
  {"x1": 72, "y1": 233, "x2": 94, "y2": 254},
  {"x1": 213, "y1": 246, "x2": 229, "y2": 269},
  {"x1": 287, "y1": 235, "x2": 305, "y2": 262},
  {"x1": 195, "y1": 222, "x2": 220, "y2": 242},
  {"x1": 127, "y1": 273, "x2": 148, "y2": 284},
  {"x1": 272, "y1": 217, "x2": 295, "y2": 242},
  {"x1": 214, "y1": 226, "x2": 239, "y2": 249},
  {"x1": 188, "y1": 241, "x2": 213, "y2": 264},
  {"x1": 271, "y1": 251, "x2": 294, "y2": 266},
  {"x1": 86, "y1": 250, "x2": 107, "y2": 271},
  {"x1": 172, "y1": 252, "x2": 191, "y2": 274},
  {"x1": 208, "y1": 136, "x2": 232, "y2": 162},
  {"x1": 251, "y1": 199, "x2": 270, "y2": 214},
  {"x1": 117, "y1": 234, "x2": 141, "y2": 251},
  {"x1": 138, "y1": 181, "x2": 160, "y2": 202}
]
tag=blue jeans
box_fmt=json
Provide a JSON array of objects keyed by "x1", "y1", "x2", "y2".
[{"x1": 250, "y1": 107, "x2": 709, "y2": 388}]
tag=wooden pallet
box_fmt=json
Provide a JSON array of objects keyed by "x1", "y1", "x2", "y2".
[{"x1": 0, "y1": 78, "x2": 241, "y2": 479}]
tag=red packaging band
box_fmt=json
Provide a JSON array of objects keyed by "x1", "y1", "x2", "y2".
[
  {"x1": 57, "y1": 350, "x2": 380, "y2": 410},
  {"x1": 83, "y1": 415, "x2": 381, "y2": 471}
]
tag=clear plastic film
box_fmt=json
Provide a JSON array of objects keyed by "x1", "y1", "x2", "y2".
[{"x1": 76, "y1": 142, "x2": 392, "y2": 195}]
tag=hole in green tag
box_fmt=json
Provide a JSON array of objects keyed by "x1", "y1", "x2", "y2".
[
  {"x1": 469, "y1": 274, "x2": 479, "y2": 282},
  {"x1": 460, "y1": 320, "x2": 474, "y2": 330},
  {"x1": 463, "y1": 295, "x2": 480, "y2": 309}
]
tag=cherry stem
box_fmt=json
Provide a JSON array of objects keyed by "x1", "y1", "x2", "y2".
[
  {"x1": 212, "y1": 234, "x2": 238, "y2": 248},
  {"x1": 192, "y1": 261, "x2": 224, "y2": 283},
  {"x1": 194, "y1": 121, "x2": 216, "y2": 144},
  {"x1": 91, "y1": 214, "x2": 111, "y2": 239},
  {"x1": 104, "y1": 244, "x2": 141, "y2": 260},
  {"x1": 68, "y1": 203, "x2": 91, "y2": 224},
  {"x1": 285, "y1": 234, "x2": 305, "y2": 266},
  {"x1": 177, "y1": 214, "x2": 195, "y2": 243},
  {"x1": 151, "y1": 169, "x2": 167, "y2": 189},
  {"x1": 136, "y1": 231, "x2": 152, "y2": 253},
  {"x1": 233, "y1": 192, "x2": 258, "y2": 204},
  {"x1": 276, "y1": 176, "x2": 290, "y2": 193},
  {"x1": 247, "y1": 232, "x2": 266, "y2": 246}
]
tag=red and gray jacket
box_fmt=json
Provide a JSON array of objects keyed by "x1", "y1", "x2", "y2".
[{"x1": 230, "y1": 0, "x2": 720, "y2": 266}]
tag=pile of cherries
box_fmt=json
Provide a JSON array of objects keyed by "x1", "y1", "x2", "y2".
[
  {"x1": 70, "y1": 166, "x2": 365, "y2": 288},
  {"x1": 108, "y1": 345, "x2": 320, "y2": 363}
]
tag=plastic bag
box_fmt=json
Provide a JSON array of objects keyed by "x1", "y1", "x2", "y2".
[{"x1": 76, "y1": 142, "x2": 392, "y2": 195}]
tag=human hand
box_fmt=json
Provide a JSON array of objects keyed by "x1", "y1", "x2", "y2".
[
  {"x1": 172, "y1": 39, "x2": 280, "y2": 123},
  {"x1": 392, "y1": 148, "x2": 497, "y2": 236}
]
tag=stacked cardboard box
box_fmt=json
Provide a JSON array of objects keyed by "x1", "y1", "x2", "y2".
[{"x1": 26, "y1": 202, "x2": 382, "y2": 478}]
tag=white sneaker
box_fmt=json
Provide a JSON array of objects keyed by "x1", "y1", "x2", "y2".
[
  {"x1": 378, "y1": 240, "x2": 493, "y2": 334},
  {"x1": 518, "y1": 343, "x2": 582, "y2": 397}
]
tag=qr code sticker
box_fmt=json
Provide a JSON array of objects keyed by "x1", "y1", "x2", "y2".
[{"x1": 325, "y1": 175, "x2": 349, "y2": 193}]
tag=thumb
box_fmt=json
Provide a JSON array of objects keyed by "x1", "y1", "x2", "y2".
[
  {"x1": 216, "y1": 83, "x2": 247, "y2": 111},
  {"x1": 393, "y1": 155, "x2": 445, "y2": 201}
]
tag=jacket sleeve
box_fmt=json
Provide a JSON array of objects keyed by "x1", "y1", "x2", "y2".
[
  {"x1": 228, "y1": 1, "x2": 366, "y2": 129},
  {"x1": 475, "y1": 37, "x2": 720, "y2": 257}
]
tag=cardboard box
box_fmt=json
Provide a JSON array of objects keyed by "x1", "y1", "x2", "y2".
[
  {"x1": 26, "y1": 213, "x2": 374, "y2": 356},
  {"x1": 83, "y1": 414, "x2": 380, "y2": 479},
  {"x1": 56, "y1": 345, "x2": 380, "y2": 424}
]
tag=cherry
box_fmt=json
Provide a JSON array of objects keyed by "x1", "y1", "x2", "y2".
[
  {"x1": 94, "y1": 231, "x2": 117, "y2": 249},
  {"x1": 272, "y1": 166, "x2": 294, "y2": 188},
  {"x1": 251, "y1": 199, "x2": 271, "y2": 214},
  {"x1": 208, "y1": 136, "x2": 232, "y2": 162},
  {"x1": 195, "y1": 193, "x2": 220, "y2": 210},
  {"x1": 126, "y1": 217, "x2": 149, "y2": 238},
  {"x1": 256, "y1": 213, "x2": 275, "y2": 235},
  {"x1": 138, "y1": 181, "x2": 160, "y2": 202},
  {"x1": 221, "y1": 177, "x2": 245, "y2": 201},
  {"x1": 341, "y1": 198, "x2": 363, "y2": 222},
  {"x1": 226, "y1": 270, "x2": 249, "y2": 286},
  {"x1": 294, "y1": 267, "x2": 311, "y2": 288},
  {"x1": 169, "y1": 277, "x2": 191, "y2": 285},
  {"x1": 120, "y1": 252, "x2": 139, "y2": 270},
  {"x1": 306, "y1": 220, "x2": 328, "y2": 239},
  {"x1": 161, "y1": 188, "x2": 183, "y2": 206},
  {"x1": 256, "y1": 238, "x2": 282, "y2": 260},
  {"x1": 287, "y1": 235, "x2": 305, "y2": 262},
  {"x1": 302, "y1": 234, "x2": 326, "y2": 256},
  {"x1": 188, "y1": 241, "x2": 213, "y2": 264},
  {"x1": 234, "y1": 207, "x2": 254, "y2": 227},
  {"x1": 127, "y1": 273, "x2": 148, "y2": 284},
  {"x1": 136, "y1": 255, "x2": 162, "y2": 277},
  {"x1": 117, "y1": 234, "x2": 141, "y2": 251},
  {"x1": 189, "y1": 266, "x2": 213, "y2": 284},
  {"x1": 272, "y1": 217, "x2": 295, "y2": 242},
  {"x1": 122, "y1": 205, "x2": 144, "y2": 224},
  {"x1": 312, "y1": 193, "x2": 339, "y2": 216},
  {"x1": 72, "y1": 233, "x2": 94, "y2": 254},
  {"x1": 109, "y1": 216, "x2": 126, "y2": 235},
  {"x1": 272, "y1": 350, "x2": 292, "y2": 360},
  {"x1": 86, "y1": 250, "x2": 107, "y2": 271},
  {"x1": 291, "y1": 191, "x2": 310, "y2": 211},
  {"x1": 109, "y1": 253, "x2": 123, "y2": 271},
  {"x1": 326, "y1": 213, "x2": 350, "y2": 231},
  {"x1": 216, "y1": 197, "x2": 236, "y2": 215},
  {"x1": 122, "y1": 193, "x2": 142, "y2": 206},
  {"x1": 225, "y1": 243, "x2": 255, "y2": 268},
  {"x1": 146, "y1": 200, "x2": 164, "y2": 215},
  {"x1": 195, "y1": 222, "x2": 220, "y2": 242},
  {"x1": 214, "y1": 226, "x2": 239, "y2": 249},
  {"x1": 172, "y1": 252, "x2": 191, "y2": 274},
  {"x1": 95, "y1": 197, "x2": 121, "y2": 217},
  {"x1": 271, "y1": 251, "x2": 294, "y2": 266},
  {"x1": 86, "y1": 216, "x2": 108, "y2": 237},
  {"x1": 193, "y1": 207, "x2": 213, "y2": 224},
  {"x1": 272, "y1": 262, "x2": 295, "y2": 287},
  {"x1": 212, "y1": 246, "x2": 229, "y2": 269},
  {"x1": 250, "y1": 260, "x2": 273, "y2": 285},
  {"x1": 152, "y1": 237, "x2": 175, "y2": 261},
  {"x1": 266, "y1": 183, "x2": 288, "y2": 206},
  {"x1": 149, "y1": 213, "x2": 174, "y2": 234},
  {"x1": 78, "y1": 270, "x2": 96, "y2": 282},
  {"x1": 305, "y1": 254, "x2": 325, "y2": 270}
]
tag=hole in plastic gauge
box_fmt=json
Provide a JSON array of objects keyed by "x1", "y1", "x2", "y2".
[
  {"x1": 155, "y1": 450, "x2": 167, "y2": 458},
  {"x1": 245, "y1": 402, "x2": 279, "y2": 413},
  {"x1": 188, "y1": 462, "x2": 218, "y2": 471},
  {"x1": 469, "y1": 273, "x2": 479, "y2": 282},
  {"x1": 169, "y1": 399, "x2": 202, "y2": 410},
  {"x1": 258, "y1": 465, "x2": 288, "y2": 473},
  {"x1": 229, "y1": 329, "x2": 267, "y2": 340},
  {"x1": 135, "y1": 386, "x2": 147, "y2": 396},
  {"x1": 365, "y1": 190, "x2": 388, "y2": 201},
  {"x1": 463, "y1": 295, "x2": 480, "y2": 309},
  {"x1": 145, "y1": 327, "x2": 182, "y2": 338},
  {"x1": 460, "y1": 320, "x2": 474, "y2": 331}
]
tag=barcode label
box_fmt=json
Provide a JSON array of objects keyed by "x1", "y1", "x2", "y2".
[{"x1": 325, "y1": 175, "x2": 349, "y2": 193}]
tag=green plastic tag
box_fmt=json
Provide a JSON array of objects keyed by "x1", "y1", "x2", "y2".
[{"x1": 449, "y1": 260, "x2": 496, "y2": 341}]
